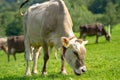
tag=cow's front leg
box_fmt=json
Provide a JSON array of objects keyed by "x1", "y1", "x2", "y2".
[
  {"x1": 32, "y1": 47, "x2": 41, "y2": 74},
  {"x1": 60, "y1": 52, "x2": 67, "y2": 75},
  {"x1": 42, "y1": 41, "x2": 49, "y2": 75},
  {"x1": 25, "y1": 59, "x2": 31, "y2": 76},
  {"x1": 24, "y1": 39, "x2": 32, "y2": 76},
  {"x1": 25, "y1": 50, "x2": 31, "y2": 76},
  {"x1": 96, "y1": 35, "x2": 99, "y2": 43},
  {"x1": 13, "y1": 54, "x2": 16, "y2": 61}
]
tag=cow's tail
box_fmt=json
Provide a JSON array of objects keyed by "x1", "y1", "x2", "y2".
[{"x1": 19, "y1": 0, "x2": 29, "y2": 16}]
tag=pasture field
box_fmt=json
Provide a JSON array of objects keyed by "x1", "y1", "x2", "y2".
[{"x1": 0, "y1": 24, "x2": 120, "y2": 80}]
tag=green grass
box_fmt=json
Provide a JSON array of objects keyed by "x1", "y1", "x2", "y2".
[{"x1": 0, "y1": 24, "x2": 120, "y2": 80}]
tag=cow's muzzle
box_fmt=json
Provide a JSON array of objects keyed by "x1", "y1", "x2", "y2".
[{"x1": 74, "y1": 66, "x2": 87, "y2": 75}]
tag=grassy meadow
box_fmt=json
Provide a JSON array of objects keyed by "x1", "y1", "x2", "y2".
[{"x1": 0, "y1": 24, "x2": 120, "y2": 80}]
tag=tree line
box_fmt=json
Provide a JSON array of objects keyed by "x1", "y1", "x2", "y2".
[{"x1": 0, "y1": 0, "x2": 120, "y2": 37}]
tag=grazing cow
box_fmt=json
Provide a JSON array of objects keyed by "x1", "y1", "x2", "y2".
[
  {"x1": 7, "y1": 35, "x2": 25, "y2": 62},
  {"x1": 79, "y1": 23, "x2": 111, "y2": 43},
  {"x1": 19, "y1": 0, "x2": 88, "y2": 76},
  {"x1": 0, "y1": 36, "x2": 34, "y2": 62}
]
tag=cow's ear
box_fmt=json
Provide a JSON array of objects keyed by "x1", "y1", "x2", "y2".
[
  {"x1": 83, "y1": 40, "x2": 88, "y2": 45},
  {"x1": 61, "y1": 37, "x2": 70, "y2": 48}
]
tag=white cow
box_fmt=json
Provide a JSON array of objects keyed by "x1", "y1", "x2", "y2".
[{"x1": 19, "y1": 0, "x2": 88, "y2": 76}]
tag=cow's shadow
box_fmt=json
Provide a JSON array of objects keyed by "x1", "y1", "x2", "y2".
[
  {"x1": 0, "y1": 73, "x2": 72, "y2": 80},
  {"x1": 86, "y1": 41, "x2": 110, "y2": 46}
]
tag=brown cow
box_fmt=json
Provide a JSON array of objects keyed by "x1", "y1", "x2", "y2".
[
  {"x1": 79, "y1": 23, "x2": 111, "y2": 43},
  {"x1": 0, "y1": 36, "x2": 35, "y2": 62},
  {"x1": 7, "y1": 35, "x2": 25, "y2": 62}
]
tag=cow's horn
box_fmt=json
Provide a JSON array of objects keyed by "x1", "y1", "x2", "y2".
[{"x1": 19, "y1": 0, "x2": 29, "y2": 16}]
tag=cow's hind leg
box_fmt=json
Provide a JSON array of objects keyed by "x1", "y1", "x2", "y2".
[
  {"x1": 55, "y1": 49, "x2": 58, "y2": 59},
  {"x1": 49, "y1": 47, "x2": 58, "y2": 59},
  {"x1": 32, "y1": 47, "x2": 41, "y2": 74},
  {"x1": 42, "y1": 40, "x2": 49, "y2": 75},
  {"x1": 96, "y1": 35, "x2": 99, "y2": 43},
  {"x1": 80, "y1": 33, "x2": 86, "y2": 41},
  {"x1": 24, "y1": 38, "x2": 32, "y2": 76}
]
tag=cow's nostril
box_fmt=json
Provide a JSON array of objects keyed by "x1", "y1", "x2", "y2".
[
  {"x1": 81, "y1": 69, "x2": 86, "y2": 72},
  {"x1": 80, "y1": 66, "x2": 87, "y2": 73},
  {"x1": 82, "y1": 69, "x2": 86, "y2": 72}
]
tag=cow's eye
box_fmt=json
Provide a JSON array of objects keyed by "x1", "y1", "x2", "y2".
[{"x1": 73, "y1": 51, "x2": 78, "y2": 57}]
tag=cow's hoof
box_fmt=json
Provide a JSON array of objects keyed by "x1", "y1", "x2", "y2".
[
  {"x1": 42, "y1": 72, "x2": 47, "y2": 75},
  {"x1": 32, "y1": 70, "x2": 38, "y2": 74},
  {"x1": 25, "y1": 72, "x2": 31, "y2": 76},
  {"x1": 60, "y1": 70, "x2": 67, "y2": 75}
]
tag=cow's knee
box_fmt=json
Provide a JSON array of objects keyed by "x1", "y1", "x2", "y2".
[{"x1": 44, "y1": 54, "x2": 49, "y2": 61}]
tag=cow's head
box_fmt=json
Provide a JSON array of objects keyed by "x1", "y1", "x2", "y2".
[
  {"x1": 61, "y1": 37, "x2": 88, "y2": 75},
  {"x1": 105, "y1": 32, "x2": 111, "y2": 41}
]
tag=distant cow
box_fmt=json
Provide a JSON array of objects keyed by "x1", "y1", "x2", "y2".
[
  {"x1": 79, "y1": 23, "x2": 111, "y2": 43},
  {"x1": 7, "y1": 35, "x2": 25, "y2": 62},
  {"x1": 0, "y1": 36, "x2": 35, "y2": 62},
  {"x1": 19, "y1": 0, "x2": 88, "y2": 76}
]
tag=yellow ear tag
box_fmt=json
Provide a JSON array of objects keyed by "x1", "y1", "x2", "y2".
[
  {"x1": 64, "y1": 43, "x2": 67, "y2": 47},
  {"x1": 61, "y1": 37, "x2": 69, "y2": 48}
]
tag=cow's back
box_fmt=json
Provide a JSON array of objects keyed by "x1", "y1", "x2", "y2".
[
  {"x1": 80, "y1": 23, "x2": 103, "y2": 36},
  {"x1": 24, "y1": 0, "x2": 74, "y2": 48}
]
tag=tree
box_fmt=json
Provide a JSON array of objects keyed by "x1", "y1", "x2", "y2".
[
  {"x1": 5, "y1": 14, "x2": 23, "y2": 36},
  {"x1": 88, "y1": 0, "x2": 107, "y2": 14},
  {"x1": 0, "y1": 0, "x2": 120, "y2": 37},
  {"x1": 71, "y1": 5, "x2": 96, "y2": 32},
  {"x1": 65, "y1": 0, "x2": 96, "y2": 32},
  {"x1": 104, "y1": 2, "x2": 117, "y2": 25}
]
